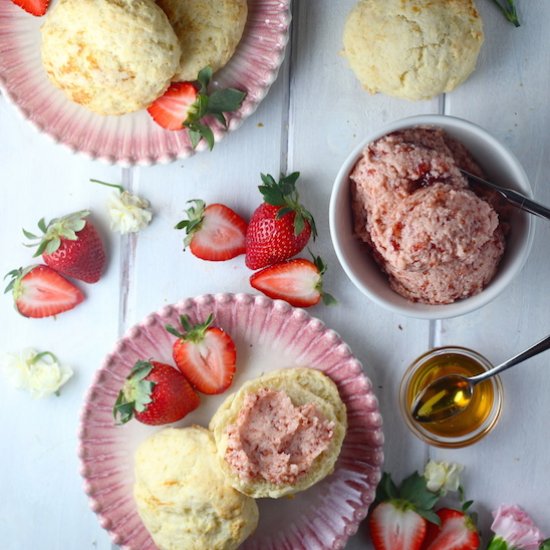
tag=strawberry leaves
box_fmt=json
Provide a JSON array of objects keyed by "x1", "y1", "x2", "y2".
[
  {"x1": 376, "y1": 472, "x2": 441, "y2": 526},
  {"x1": 491, "y1": 0, "x2": 520, "y2": 26},
  {"x1": 258, "y1": 172, "x2": 318, "y2": 238},
  {"x1": 113, "y1": 360, "x2": 155, "y2": 425},
  {"x1": 186, "y1": 66, "x2": 246, "y2": 150}
]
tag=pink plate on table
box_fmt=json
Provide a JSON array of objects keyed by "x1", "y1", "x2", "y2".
[
  {"x1": 78, "y1": 293, "x2": 384, "y2": 550},
  {"x1": 0, "y1": 1, "x2": 290, "y2": 166}
]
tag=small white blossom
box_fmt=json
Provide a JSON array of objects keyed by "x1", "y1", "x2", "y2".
[
  {"x1": 423, "y1": 460, "x2": 463, "y2": 494},
  {"x1": 1, "y1": 348, "x2": 73, "y2": 399},
  {"x1": 107, "y1": 190, "x2": 152, "y2": 234}
]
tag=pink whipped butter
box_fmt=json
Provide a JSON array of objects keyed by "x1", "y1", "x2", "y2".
[
  {"x1": 224, "y1": 388, "x2": 334, "y2": 485},
  {"x1": 351, "y1": 127, "x2": 506, "y2": 304}
]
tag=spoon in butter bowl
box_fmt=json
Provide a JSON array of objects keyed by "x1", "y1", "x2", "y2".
[{"x1": 412, "y1": 333, "x2": 550, "y2": 423}]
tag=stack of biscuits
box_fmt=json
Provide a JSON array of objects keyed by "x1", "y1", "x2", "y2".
[{"x1": 40, "y1": 0, "x2": 248, "y2": 115}]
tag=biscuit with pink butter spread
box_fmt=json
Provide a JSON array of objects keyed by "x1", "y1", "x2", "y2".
[{"x1": 209, "y1": 368, "x2": 347, "y2": 498}]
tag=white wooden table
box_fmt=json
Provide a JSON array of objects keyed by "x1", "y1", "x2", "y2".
[{"x1": 1, "y1": 1, "x2": 549, "y2": 548}]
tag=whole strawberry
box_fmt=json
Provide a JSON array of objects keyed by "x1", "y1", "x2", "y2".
[
  {"x1": 24, "y1": 210, "x2": 106, "y2": 283},
  {"x1": 113, "y1": 360, "x2": 200, "y2": 426},
  {"x1": 245, "y1": 172, "x2": 317, "y2": 270}
]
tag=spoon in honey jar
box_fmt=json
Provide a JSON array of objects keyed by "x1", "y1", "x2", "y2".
[{"x1": 412, "y1": 333, "x2": 550, "y2": 423}]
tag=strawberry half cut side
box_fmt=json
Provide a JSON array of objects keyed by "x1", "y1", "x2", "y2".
[
  {"x1": 175, "y1": 199, "x2": 247, "y2": 261},
  {"x1": 4, "y1": 265, "x2": 84, "y2": 318},
  {"x1": 147, "y1": 66, "x2": 246, "y2": 150},
  {"x1": 113, "y1": 360, "x2": 200, "y2": 426},
  {"x1": 11, "y1": 0, "x2": 49, "y2": 16},
  {"x1": 249, "y1": 255, "x2": 336, "y2": 308},
  {"x1": 165, "y1": 313, "x2": 237, "y2": 395}
]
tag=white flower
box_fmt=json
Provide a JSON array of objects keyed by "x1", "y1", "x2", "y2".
[
  {"x1": 423, "y1": 460, "x2": 463, "y2": 494},
  {"x1": 107, "y1": 190, "x2": 152, "y2": 234},
  {"x1": 1, "y1": 348, "x2": 73, "y2": 399}
]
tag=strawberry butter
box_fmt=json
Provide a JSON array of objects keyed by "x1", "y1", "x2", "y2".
[{"x1": 224, "y1": 388, "x2": 335, "y2": 485}]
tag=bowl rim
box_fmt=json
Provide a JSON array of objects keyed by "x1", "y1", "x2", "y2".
[{"x1": 329, "y1": 114, "x2": 536, "y2": 320}]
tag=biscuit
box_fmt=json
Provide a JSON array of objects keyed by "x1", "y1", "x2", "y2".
[
  {"x1": 134, "y1": 426, "x2": 259, "y2": 550},
  {"x1": 156, "y1": 0, "x2": 248, "y2": 82},
  {"x1": 342, "y1": 0, "x2": 484, "y2": 100},
  {"x1": 41, "y1": 0, "x2": 181, "y2": 115},
  {"x1": 209, "y1": 368, "x2": 347, "y2": 499}
]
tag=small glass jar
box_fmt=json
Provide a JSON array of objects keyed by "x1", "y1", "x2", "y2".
[{"x1": 399, "y1": 346, "x2": 504, "y2": 448}]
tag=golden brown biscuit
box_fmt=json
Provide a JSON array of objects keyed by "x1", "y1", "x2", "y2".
[
  {"x1": 342, "y1": 0, "x2": 484, "y2": 100},
  {"x1": 134, "y1": 426, "x2": 259, "y2": 550},
  {"x1": 156, "y1": 0, "x2": 248, "y2": 82},
  {"x1": 41, "y1": 0, "x2": 181, "y2": 115},
  {"x1": 209, "y1": 368, "x2": 347, "y2": 499}
]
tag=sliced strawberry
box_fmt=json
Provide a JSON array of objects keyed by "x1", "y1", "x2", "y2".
[
  {"x1": 11, "y1": 0, "x2": 49, "y2": 16},
  {"x1": 422, "y1": 508, "x2": 480, "y2": 550},
  {"x1": 245, "y1": 172, "x2": 317, "y2": 270},
  {"x1": 113, "y1": 360, "x2": 200, "y2": 426},
  {"x1": 23, "y1": 210, "x2": 106, "y2": 284},
  {"x1": 175, "y1": 200, "x2": 247, "y2": 261},
  {"x1": 147, "y1": 82, "x2": 199, "y2": 131},
  {"x1": 147, "y1": 67, "x2": 246, "y2": 150},
  {"x1": 250, "y1": 255, "x2": 335, "y2": 308},
  {"x1": 369, "y1": 501, "x2": 427, "y2": 550},
  {"x1": 4, "y1": 265, "x2": 84, "y2": 318},
  {"x1": 166, "y1": 314, "x2": 236, "y2": 394}
]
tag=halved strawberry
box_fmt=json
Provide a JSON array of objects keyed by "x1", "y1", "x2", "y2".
[
  {"x1": 4, "y1": 265, "x2": 84, "y2": 318},
  {"x1": 23, "y1": 210, "x2": 106, "y2": 284},
  {"x1": 11, "y1": 0, "x2": 49, "y2": 16},
  {"x1": 147, "y1": 82, "x2": 199, "y2": 131},
  {"x1": 114, "y1": 360, "x2": 200, "y2": 426},
  {"x1": 249, "y1": 255, "x2": 335, "y2": 308},
  {"x1": 369, "y1": 501, "x2": 428, "y2": 550},
  {"x1": 147, "y1": 66, "x2": 246, "y2": 150},
  {"x1": 422, "y1": 508, "x2": 480, "y2": 550},
  {"x1": 165, "y1": 314, "x2": 236, "y2": 394},
  {"x1": 175, "y1": 199, "x2": 247, "y2": 261}
]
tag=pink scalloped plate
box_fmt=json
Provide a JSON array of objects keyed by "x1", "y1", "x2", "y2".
[
  {"x1": 0, "y1": 1, "x2": 290, "y2": 166},
  {"x1": 78, "y1": 294, "x2": 384, "y2": 550}
]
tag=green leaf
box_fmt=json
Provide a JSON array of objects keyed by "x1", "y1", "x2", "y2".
[
  {"x1": 188, "y1": 128, "x2": 202, "y2": 149},
  {"x1": 491, "y1": 0, "x2": 520, "y2": 26},
  {"x1": 35, "y1": 239, "x2": 49, "y2": 257},
  {"x1": 400, "y1": 472, "x2": 440, "y2": 512},
  {"x1": 197, "y1": 66, "x2": 213, "y2": 93},
  {"x1": 375, "y1": 472, "x2": 398, "y2": 502},
  {"x1": 207, "y1": 88, "x2": 246, "y2": 114},
  {"x1": 417, "y1": 508, "x2": 441, "y2": 526},
  {"x1": 539, "y1": 539, "x2": 550, "y2": 550},
  {"x1": 486, "y1": 536, "x2": 508, "y2": 550},
  {"x1": 37, "y1": 218, "x2": 48, "y2": 233},
  {"x1": 321, "y1": 292, "x2": 338, "y2": 306},
  {"x1": 197, "y1": 123, "x2": 215, "y2": 150},
  {"x1": 45, "y1": 237, "x2": 61, "y2": 255},
  {"x1": 293, "y1": 213, "x2": 305, "y2": 236},
  {"x1": 211, "y1": 112, "x2": 228, "y2": 128},
  {"x1": 22, "y1": 228, "x2": 39, "y2": 240}
]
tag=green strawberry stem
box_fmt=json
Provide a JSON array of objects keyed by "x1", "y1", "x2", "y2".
[
  {"x1": 23, "y1": 210, "x2": 90, "y2": 257},
  {"x1": 491, "y1": 0, "x2": 520, "y2": 26},
  {"x1": 90, "y1": 178, "x2": 124, "y2": 193},
  {"x1": 165, "y1": 313, "x2": 214, "y2": 343},
  {"x1": 113, "y1": 360, "x2": 155, "y2": 425},
  {"x1": 259, "y1": 172, "x2": 318, "y2": 239},
  {"x1": 186, "y1": 66, "x2": 247, "y2": 150},
  {"x1": 174, "y1": 199, "x2": 206, "y2": 248},
  {"x1": 310, "y1": 253, "x2": 337, "y2": 306}
]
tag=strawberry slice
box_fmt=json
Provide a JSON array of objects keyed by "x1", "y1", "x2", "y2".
[
  {"x1": 369, "y1": 501, "x2": 428, "y2": 550},
  {"x1": 147, "y1": 66, "x2": 246, "y2": 150},
  {"x1": 113, "y1": 360, "x2": 200, "y2": 426},
  {"x1": 249, "y1": 255, "x2": 336, "y2": 308},
  {"x1": 147, "y1": 82, "x2": 199, "y2": 131},
  {"x1": 166, "y1": 314, "x2": 236, "y2": 394},
  {"x1": 11, "y1": 0, "x2": 49, "y2": 16},
  {"x1": 4, "y1": 265, "x2": 84, "y2": 318},
  {"x1": 175, "y1": 199, "x2": 247, "y2": 261},
  {"x1": 422, "y1": 508, "x2": 480, "y2": 550}
]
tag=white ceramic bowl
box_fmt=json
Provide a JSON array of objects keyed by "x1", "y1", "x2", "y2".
[{"x1": 329, "y1": 115, "x2": 535, "y2": 320}]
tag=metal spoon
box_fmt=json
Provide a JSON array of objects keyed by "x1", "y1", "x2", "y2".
[
  {"x1": 411, "y1": 333, "x2": 550, "y2": 423},
  {"x1": 460, "y1": 169, "x2": 550, "y2": 221}
]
